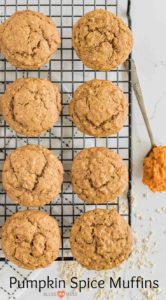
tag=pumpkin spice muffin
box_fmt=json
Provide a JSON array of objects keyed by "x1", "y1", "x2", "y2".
[
  {"x1": 70, "y1": 209, "x2": 132, "y2": 270},
  {"x1": 71, "y1": 147, "x2": 128, "y2": 204},
  {"x1": 72, "y1": 9, "x2": 133, "y2": 71},
  {"x1": 2, "y1": 210, "x2": 61, "y2": 269},
  {"x1": 69, "y1": 79, "x2": 128, "y2": 137},
  {"x1": 0, "y1": 24, "x2": 4, "y2": 52},
  {"x1": 143, "y1": 146, "x2": 166, "y2": 192},
  {"x1": 2, "y1": 144, "x2": 64, "y2": 206},
  {"x1": 1, "y1": 78, "x2": 61, "y2": 136},
  {"x1": 0, "y1": 10, "x2": 60, "y2": 69}
]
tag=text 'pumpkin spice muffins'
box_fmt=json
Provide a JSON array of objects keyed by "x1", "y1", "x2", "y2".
[
  {"x1": 0, "y1": 10, "x2": 60, "y2": 69},
  {"x1": 71, "y1": 147, "x2": 128, "y2": 204},
  {"x1": 2, "y1": 145, "x2": 64, "y2": 206},
  {"x1": 69, "y1": 79, "x2": 128, "y2": 137},
  {"x1": 143, "y1": 146, "x2": 166, "y2": 192},
  {"x1": 2, "y1": 210, "x2": 61, "y2": 269},
  {"x1": 72, "y1": 9, "x2": 133, "y2": 71},
  {"x1": 70, "y1": 209, "x2": 132, "y2": 270},
  {"x1": 1, "y1": 78, "x2": 61, "y2": 136}
]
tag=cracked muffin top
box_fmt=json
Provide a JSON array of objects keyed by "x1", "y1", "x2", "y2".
[
  {"x1": 2, "y1": 144, "x2": 64, "y2": 206},
  {"x1": 69, "y1": 79, "x2": 128, "y2": 137},
  {"x1": 71, "y1": 147, "x2": 128, "y2": 204},
  {"x1": 2, "y1": 210, "x2": 61, "y2": 269},
  {"x1": 1, "y1": 78, "x2": 61, "y2": 136},
  {"x1": 142, "y1": 146, "x2": 166, "y2": 192},
  {"x1": 70, "y1": 209, "x2": 132, "y2": 270},
  {"x1": 0, "y1": 10, "x2": 60, "y2": 69},
  {"x1": 72, "y1": 9, "x2": 133, "y2": 71}
]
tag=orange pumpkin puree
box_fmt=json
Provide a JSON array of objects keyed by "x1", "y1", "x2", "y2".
[{"x1": 142, "y1": 146, "x2": 166, "y2": 192}]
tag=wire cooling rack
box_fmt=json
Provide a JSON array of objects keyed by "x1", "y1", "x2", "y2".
[{"x1": 0, "y1": 0, "x2": 132, "y2": 261}]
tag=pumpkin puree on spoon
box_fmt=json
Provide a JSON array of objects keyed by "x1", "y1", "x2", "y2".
[{"x1": 143, "y1": 146, "x2": 166, "y2": 192}]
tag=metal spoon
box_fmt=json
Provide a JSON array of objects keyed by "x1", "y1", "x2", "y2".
[{"x1": 130, "y1": 59, "x2": 157, "y2": 155}]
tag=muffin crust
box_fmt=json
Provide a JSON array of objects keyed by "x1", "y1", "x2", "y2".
[
  {"x1": 72, "y1": 9, "x2": 133, "y2": 71},
  {"x1": 2, "y1": 144, "x2": 64, "y2": 206},
  {"x1": 71, "y1": 147, "x2": 128, "y2": 204},
  {"x1": 1, "y1": 78, "x2": 61, "y2": 136},
  {"x1": 69, "y1": 79, "x2": 128, "y2": 137},
  {"x1": 70, "y1": 209, "x2": 132, "y2": 270},
  {"x1": 2, "y1": 210, "x2": 61, "y2": 269},
  {"x1": 0, "y1": 10, "x2": 60, "y2": 69}
]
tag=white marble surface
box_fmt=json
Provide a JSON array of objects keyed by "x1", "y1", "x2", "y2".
[{"x1": 0, "y1": 0, "x2": 166, "y2": 299}]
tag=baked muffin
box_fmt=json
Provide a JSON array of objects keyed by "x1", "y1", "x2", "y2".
[
  {"x1": 143, "y1": 146, "x2": 166, "y2": 192},
  {"x1": 0, "y1": 10, "x2": 60, "y2": 69},
  {"x1": 1, "y1": 78, "x2": 61, "y2": 136},
  {"x1": 72, "y1": 9, "x2": 133, "y2": 71},
  {"x1": 69, "y1": 79, "x2": 128, "y2": 137},
  {"x1": 0, "y1": 24, "x2": 3, "y2": 52},
  {"x1": 2, "y1": 210, "x2": 61, "y2": 269},
  {"x1": 70, "y1": 209, "x2": 132, "y2": 270},
  {"x1": 2, "y1": 144, "x2": 64, "y2": 206},
  {"x1": 71, "y1": 147, "x2": 128, "y2": 204}
]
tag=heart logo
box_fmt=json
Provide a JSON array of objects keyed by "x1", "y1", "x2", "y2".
[{"x1": 57, "y1": 291, "x2": 65, "y2": 298}]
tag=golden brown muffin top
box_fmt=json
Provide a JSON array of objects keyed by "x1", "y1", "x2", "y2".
[
  {"x1": 70, "y1": 209, "x2": 132, "y2": 270},
  {"x1": 72, "y1": 9, "x2": 133, "y2": 71},
  {"x1": 1, "y1": 78, "x2": 61, "y2": 136},
  {"x1": 71, "y1": 147, "x2": 128, "y2": 204},
  {"x1": 2, "y1": 210, "x2": 61, "y2": 269},
  {"x1": 3, "y1": 144, "x2": 64, "y2": 206},
  {"x1": 0, "y1": 10, "x2": 60, "y2": 69},
  {"x1": 69, "y1": 79, "x2": 128, "y2": 137}
]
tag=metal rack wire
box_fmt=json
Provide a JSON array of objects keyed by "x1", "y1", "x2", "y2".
[{"x1": 0, "y1": 0, "x2": 132, "y2": 261}]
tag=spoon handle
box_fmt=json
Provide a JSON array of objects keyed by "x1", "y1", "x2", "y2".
[{"x1": 130, "y1": 59, "x2": 156, "y2": 148}]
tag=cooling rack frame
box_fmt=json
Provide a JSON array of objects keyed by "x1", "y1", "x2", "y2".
[{"x1": 0, "y1": 0, "x2": 132, "y2": 261}]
